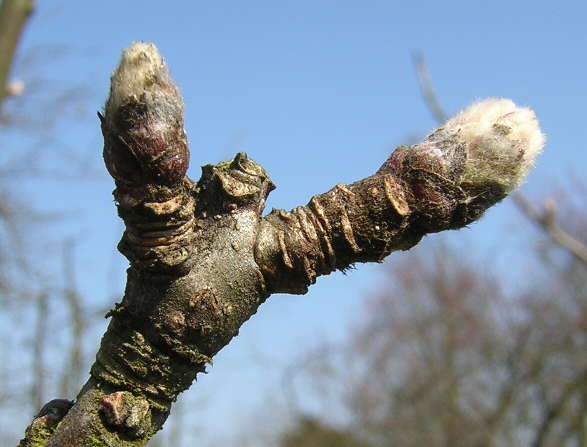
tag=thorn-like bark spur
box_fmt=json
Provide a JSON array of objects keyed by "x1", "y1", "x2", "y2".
[{"x1": 22, "y1": 42, "x2": 543, "y2": 447}]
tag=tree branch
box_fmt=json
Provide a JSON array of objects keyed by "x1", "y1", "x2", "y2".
[
  {"x1": 531, "y1": 369, "x2": 587, "y2": 447},
  {"x1": 411, "y1": 50, "x2": 448, "y2": 124},
  {"x1": 20, "y1": 42, "x2": 544, "y2": 447},
  {"x1": 255, "y1": 99, "x2": 544, "y2": 293},
  {"x1": 0, "y1": 0, "x2": 34, "y2": 106},
  {"x1": 512, "y1": 193, "x2": 587, "y2": 265},
  {"x1": 58, "y1": 242, "x2": 86, "y2": 398},
  {"x1": 32, "y1": 292, "x2": 48, "y2": 411}
]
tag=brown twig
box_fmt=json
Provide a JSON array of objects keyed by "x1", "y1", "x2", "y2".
[
  {"x1": 512, "y1": 193, "x2": 587, "y2": 266},
  {"x1": 58, "y1": 241, "x2": 85, "y2": 398},
  {"x1": 32, "y1": 292, "x2": 48, "y2": 411},
  {"x1": 411, "y1": 50, "x2": 448, "y2": 125},
  {"x1": 531, "y1": 368, "x2": 587, "y2": 447},
  {"x1": 0, "y1": 0, "x2": 34, "y2": 106}
]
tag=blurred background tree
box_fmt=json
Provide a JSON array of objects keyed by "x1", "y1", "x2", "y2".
[
  {"x1": 277, "y1": 234, "x2": 587, "y2": 447},
  {"x1": 0, "y1": 1, "x2": 108, "y2": 443}
]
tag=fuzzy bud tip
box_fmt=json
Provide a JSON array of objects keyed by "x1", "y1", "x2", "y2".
[
  {"x1": 102, "y1": 42, "x2": 189, "y2": 185},
  {"x1": 380, "y1": 98, "x2": 545, "y2": 231},
  {"x1": 106, "y1": 42, "x2": 171, "y2": 116},
  {"x1": 442, "y1": 98, "x2": 544, "y2": 192}
]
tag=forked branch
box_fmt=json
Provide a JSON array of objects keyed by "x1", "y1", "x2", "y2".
[{"x1": 19, "y1": 42, "x2": 544, "y2": 447}]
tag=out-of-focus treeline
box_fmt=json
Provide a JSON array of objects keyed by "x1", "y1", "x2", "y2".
[
  {"x1": 277, "y1": 229, "x2": 587, "y2": 446},
  {"x1": 0, "y1": 1, "x2": 100, "y2": 443}
]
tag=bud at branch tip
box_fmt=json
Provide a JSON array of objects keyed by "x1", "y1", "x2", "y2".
[
  {"x1": 106, "y1": 42, "x2": 171, "y2": 117},
  {"x1": 441, "y1": 98, "x2": 544, "y2": 192},
  {"x1": 102, "y1": 42, "x2": 189, "y2": 185}
]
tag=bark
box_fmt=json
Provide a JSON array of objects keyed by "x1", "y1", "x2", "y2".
[{"x1": 18, "y1": 43, "x2": 543, "y2": 447}]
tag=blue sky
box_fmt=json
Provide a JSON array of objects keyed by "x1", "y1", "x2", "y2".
[{"x1": 7, "y1": 1, "x2": 587, "y2": 444}]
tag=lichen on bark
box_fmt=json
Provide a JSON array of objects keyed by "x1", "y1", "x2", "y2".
[{"x1": 20, "y1": 42, "x2": 544, "y2": 447}]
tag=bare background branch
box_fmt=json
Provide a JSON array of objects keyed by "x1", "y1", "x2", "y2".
[{"x1": 0, "y1": 0, "x2": 33, "y2": 105}]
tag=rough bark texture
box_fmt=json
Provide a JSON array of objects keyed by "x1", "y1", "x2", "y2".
[{"x1": 18, "y1": 42, "x2": 543, "y2": 447}]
